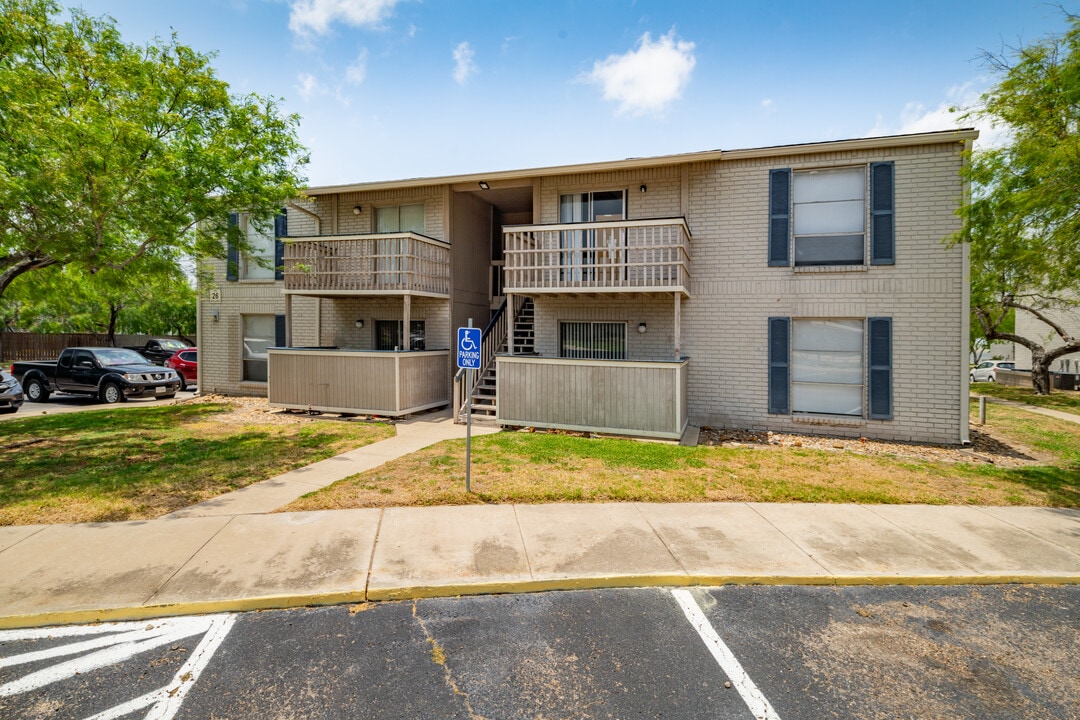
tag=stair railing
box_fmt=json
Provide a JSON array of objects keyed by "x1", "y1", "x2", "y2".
[{"x1": 454, "y1": 297, "x2": 519, "y2": 423}]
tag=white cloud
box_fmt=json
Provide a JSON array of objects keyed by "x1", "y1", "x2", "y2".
[
  {"x1": 581, "y1": 29, "x2": 696, "y2": 116},
  {"x1": 289, "y1": 0, "x2": 400, "y2": 37},
  {"x1": 867, "y1": 82, "x2": 1009, "y2": 149},
  {"x1": 453, "y1": 41, "x2": 476, "y2": 85},
  {"x1": 296, "y1": 72, "x2": 328, "y2": 101},
  {"x1": 761, "y1": 98, "x2": 773, "y2": 110},
  {"x1": 346, "y1": 49, "x2": 368, "y2": 85}
]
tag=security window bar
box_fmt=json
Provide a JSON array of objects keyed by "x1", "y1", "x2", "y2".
[
  {"x1": 375, "y1": 320, "x2": 426, "y2": 351},
  {"x1": 559, "y1": 321, "x2": 626, "y2": 360}
]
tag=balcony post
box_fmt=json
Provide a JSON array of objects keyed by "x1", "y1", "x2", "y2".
[
  {"x1": 285, "y1": 293, "x2": 293, "y2": 347},
  {"x1": 674, "y1": 292, "x2": 681, "y2": 360},
  {"x1": 403, "y1": 294, "x2": 412, "y2": 351},
  {"x1": 507, "y1": 292, "x2": 515, "y2": 354}
]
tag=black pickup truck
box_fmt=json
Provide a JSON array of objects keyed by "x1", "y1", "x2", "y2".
[
  {"x1": 11, "y1": 347, "x2": 182, "y2": 404},
  {"x1": 124, "y1": 338, "x2": 191, "y2": 365}
]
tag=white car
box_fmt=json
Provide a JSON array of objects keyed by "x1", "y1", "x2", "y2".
[{"x1": 970, "y1": 360, "x2": 1014, "y2": 383}]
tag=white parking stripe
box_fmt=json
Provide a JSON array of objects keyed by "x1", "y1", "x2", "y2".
[{"x1": 671, "y1": 589, "x2": 783, "y2": 720}]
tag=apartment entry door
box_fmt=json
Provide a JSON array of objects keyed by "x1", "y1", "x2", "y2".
[{"x1": 559, "y1": 190, "x2": 626, "y2": 282}]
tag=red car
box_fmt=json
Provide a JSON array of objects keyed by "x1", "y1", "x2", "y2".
[{"x1": 164, "y1": 347, "x2": 198, "y2": 391}]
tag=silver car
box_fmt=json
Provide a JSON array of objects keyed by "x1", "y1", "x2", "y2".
[
  {"x1": 0, "y1": 370, "x2": 24, "y2": 414},
  {"x1": 970, "y1": 360, "x2": 1014, "y2": 383}
]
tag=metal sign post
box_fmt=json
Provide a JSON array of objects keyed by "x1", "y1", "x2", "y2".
[{"x1": 456, "y1": 321, "x2": 482, "y2": 493}]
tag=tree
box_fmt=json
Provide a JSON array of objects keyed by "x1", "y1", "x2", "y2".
[
  {"x1": 957, "y1": 13, "x2": 1080, "y2": 394},
  {"x1": 0, "y1": 0, "x2": 307, "y2": 302}
]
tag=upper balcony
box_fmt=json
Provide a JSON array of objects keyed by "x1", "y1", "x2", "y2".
[
  {"x1": 502, "y1": 218, "x2": 691, "y2": 297},
  {"x1": 283, "y1": 233, "x2": 450, "y2": 298}
]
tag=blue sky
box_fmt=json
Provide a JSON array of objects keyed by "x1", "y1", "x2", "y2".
[{"x1": 73, "y1": 0, "x2": 1073, "y2": 187}]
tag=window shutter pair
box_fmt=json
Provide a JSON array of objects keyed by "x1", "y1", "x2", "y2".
[
  {"x1": 767, "y1": 317, "x2": 892, "y2": 420},
  {"x1": 226, "y1": 212, "x2": 239, "y2": 281},
  {"x1": 767, "y1": 164, "x2": 894, "y2": 266}
]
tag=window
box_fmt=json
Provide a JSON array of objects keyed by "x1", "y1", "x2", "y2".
[
  {"x1": 559, "y1": 321, "x2": 626, "y2": 360},
  {"x1": 375, "y1": 204, "x2": 425, "y2": 234},
  {"x1": 768, "y1": 164, "x2": 894, "y2": 267},
  {"x1": 241, "y1": 218, "x2": 277, "y2": 280},
  {"x1": 177, "y1": 350, "x2": 197, "y2": 363},
  {"x1": 559, "y1": 190, "x2": 626, "y2": 281},
  {"x1": 242, "y1": 315, "x2": 278, "y2": 382},
  {"x1": 792, "y1": 319, "x2": 864, "y2": 416},
  {"x1": 793, "y1": 169, "x2": 865, "y2": 266},
  {"x1": 768, "y1": 317, "x2": 893, "y2": 420},
  {"x1": 375, "y1": 320, "x2": 425, "y2": 351}
]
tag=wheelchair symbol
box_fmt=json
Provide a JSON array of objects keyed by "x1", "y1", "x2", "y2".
[{"x1": 460, "y1": 335, "x2": 477, "y2": 352}]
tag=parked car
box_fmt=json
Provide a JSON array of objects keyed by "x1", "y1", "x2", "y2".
[
  {"x1": 164, "y1": 347, "x2": 198, "y2": 391},
  {"x1": 0, "y1": 370, "x2": 24, "y2": 414},
  {"x1": 11, "y1": 347, "x2": 181, "y2": 404},
  {"x1": 124, "y1": 338, "x2": 192, "y2": 366},
  {"x1": 970, "y1": 360, "x2": 1015, "y2": 383}
]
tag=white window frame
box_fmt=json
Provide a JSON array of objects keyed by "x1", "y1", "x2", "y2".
[
  {"x1": 791, "y1": 318, "x2": 865, "y2": 417},
  {"x1": 792, "y1": 167, "x2": 866, "y2": 267},
  {"x1": 241, "y1": 314, "x2": 276, "y2": 382},
  {"x1": 240, "y1": 215, "x2": 277, "y2": 281}
]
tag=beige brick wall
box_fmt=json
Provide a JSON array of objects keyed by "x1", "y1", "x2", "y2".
[{"x1": 531, "y1": 296, "x2": 681, "y2": 360}]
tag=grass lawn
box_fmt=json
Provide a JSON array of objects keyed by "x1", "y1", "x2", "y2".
[
  {"x1": 0, "y1": 401, "x2": 394, "y2": 525},
  {"x1": 285, "y1": 401, "x2": 1080, "y2": 512},
  {"x1": 971, "y1": 382, "x2": 1080, "y2": 412}
]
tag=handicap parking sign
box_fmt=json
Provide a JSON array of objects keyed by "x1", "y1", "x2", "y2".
[{"x1": 457, "y1": 327, "x2": 481, "y2": 369}]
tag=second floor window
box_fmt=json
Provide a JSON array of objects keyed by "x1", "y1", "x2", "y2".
[
  {"x1": 242, "y1": 217, "x2": 277, "y2": 280},
  {"x1": 793, "y1": 168, "x2": 865, "y2": 266},
  {"x1": 375, "y1": 204, "x2": 425, "y2": 234},
  {"x1": 559, "y1": 191, "x2": 626, "y2": 281}
]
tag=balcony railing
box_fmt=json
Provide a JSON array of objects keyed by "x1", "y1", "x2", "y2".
[
  {"x1": 283, "y1": 233, "x2": 450, "y2": 297},
  {"x1": 502, "y1": 218, "x2": 691, "y2": 295},
  {"x1": 495, "y1": 355, "x2": 689, "y2": 439},
  {"x1": 268, "y1": 348, "x2": 449, "y2": 416}
]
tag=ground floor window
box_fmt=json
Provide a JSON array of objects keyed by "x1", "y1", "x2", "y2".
[
  {"x1": 791, "y1": 319, "x2": 864, "y2": 416},
  {"x1": 559, "y1": 321, "x2": 626, "y2": 360},
  {"x1": 242, "y1": 315, "x2": 277, "y2": 382},
  {"x1": 376, "y1": 320, "x2": 425, "y2": 351}
]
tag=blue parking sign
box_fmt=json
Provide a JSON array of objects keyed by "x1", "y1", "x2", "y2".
[{"x1": 457, "y1": 327, "x2": 481, "y2": 369}]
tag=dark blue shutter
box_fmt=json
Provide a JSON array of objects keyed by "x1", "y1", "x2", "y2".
[
  {"x1": 870, "y1": 162, "x2": 895, "y2": 265},
  {"x1": 768, "y1": 169, "x2": 791, "y2": 266},
  {"x1": 226, "y1": 212, "x2": 239, "y2": 281},
  {"x1": 274, "y1": 208, "x2": 287, "y2": 281},
  {"x1": 275, "y1": 314, "x2": 286, "y2": 348},
  {"x1": 768, "y1": 317, "x2": 790, "y2": 414},
  {"x1": 867, "y1": 317, "x2": 892, "y2": 419}
]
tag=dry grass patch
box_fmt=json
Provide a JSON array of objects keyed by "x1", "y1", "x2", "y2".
[{"x1": 285, "y1": 402, "x2": 1079, "y2": 511}]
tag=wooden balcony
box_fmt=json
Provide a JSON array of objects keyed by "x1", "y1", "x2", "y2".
[
  {"x1": 283, "y1": 233, "x2": 450, "y2": 297},
  {"x1": 495, "y1": 355, "x2": 689, "y2": 439},
  {"x1": 268, "y1": 348, "x2": 449, "y2": 416},
  {"x1": 502, "y1": 218, "x2": 691, "y2": 296}
]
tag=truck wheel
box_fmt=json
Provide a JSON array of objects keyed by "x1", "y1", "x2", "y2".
[
  {"x1": 25, "y1": 377, "x2": 50, "y2": 403},
  {"x1": 100, "y1": 381, "x2": 125, "y2": 404},
  {"x1": 177, "y1": 374, "x2": 187, "y2": 392},
  {"x1": 160, "y1": 393, "x2": 176, "y2": 400}
]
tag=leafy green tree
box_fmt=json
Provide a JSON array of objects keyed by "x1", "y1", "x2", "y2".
[
  {"x1": 958, "y1": 14, "x2": 1080, "y2": 394},
  {"x1": 0, "y1": 0, "x2": 307, "y2": 300}
]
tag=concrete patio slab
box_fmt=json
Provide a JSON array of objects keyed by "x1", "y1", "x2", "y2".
[
  {"x1": 0, "y1": 517, "x2": 231, "y2": 618},
  {"x1": 515, "y1": 503, "x2": 685, "y2": 584},
  {"x1": 975, "y1": 506, "x2": 1080, "y2": 555},
  {"x1": 0, "y1": 525, "x2": 45, "y2": 554},
  {"x1": 641, "y1": 503, "x2": 830, "y2": 581},
  {"x1": 149, "y1": 509, "x2": 381, "y2": 606},
  {"x1": 750, "y1": 503, "x2": 975, "y2": 579},
  {"x1": 865, "y1": 505, "x2": 1080, "y2": 578},
  {"x1": 368, "y1": 505, "x2": 530, "y2": 599}
]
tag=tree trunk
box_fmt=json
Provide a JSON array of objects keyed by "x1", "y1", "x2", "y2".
[
  {"x1": 107, "y1": 303, "x2": 121, "y2": 347},
  {"x1": 1030, "y1": 349, "x2": 1052, "y2": 395}
]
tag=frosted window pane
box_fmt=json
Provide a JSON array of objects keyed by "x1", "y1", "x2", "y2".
[
  {"x1": 399, "y1": 204, "x2": 425, "y2": 233},
  {"x1": 794, "y1": 235, "x2": 864, "y2": 265},
  {"x1": 792, "y1": 350, "x2": 863, "y2": 384},
  {"x1": 792, "y1": 384, "x2": 863, "y2": 416},
  {"x1": 560, "y1": 194, "x2": 588, "y2": 223},
  {"x1": 793, "y1": 169, "x2": 864, "y2": 203},
  {"x1": 242, "y1": 219, "x2": 276, "y2": 280},
  {"x1": 793, "y1": 319, "x2": 863, "y2": 352},
  {"x1": 375, "y1": 207, "x2": 398, "y2": 233},
  {"x1": 793, "y1": 199, "x2": 864, "y2": 235}
]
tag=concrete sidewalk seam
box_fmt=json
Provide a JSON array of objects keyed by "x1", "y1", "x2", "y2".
[
  {"x1": 511, "y1": 504, "x2": 536, "y2": 581},
  {"x1": 142, "y1": 516, "x2": 238, "y2": 607},
  {"x1": 363, "y1": 507, "x2": 385, "y2": 600},
  {"x1": 633, "y1": 502, "x2": 690, "y2": 577},
  {"x1": 971, "y1": 505, "x2": 1080, "y2": 560},
  {"x1": 744, "y1": 502, "x2": 835, "y2": 577},
  {"x1": 0, "y1": 525, "x2": 47, "y2": 557},
  {"x1": 862, "y1": 504, "x2": 983, "y2": 576}
]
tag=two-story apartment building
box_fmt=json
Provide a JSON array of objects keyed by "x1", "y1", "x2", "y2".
[{"x1": 198, "y1": 129, "x2": 976, "y2": 445}]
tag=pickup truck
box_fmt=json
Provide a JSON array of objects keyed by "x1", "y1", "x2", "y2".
[
  {"x1": 11, "y1": 347, "x2": 182, "y2": 404},
  {"x1": 124, "y1": 338, "x2": 191, "y2": 366}
]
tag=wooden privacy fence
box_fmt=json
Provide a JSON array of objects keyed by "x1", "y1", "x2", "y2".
[{"x1": 0, "y1": 334, "x2": 184, "y2": 363}]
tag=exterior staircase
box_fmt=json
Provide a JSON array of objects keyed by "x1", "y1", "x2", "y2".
[{"x1": 456, "y1": 297, "x2": 534, "y2": 423}]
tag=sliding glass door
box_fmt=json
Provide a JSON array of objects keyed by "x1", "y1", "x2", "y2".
[{"x1": 559, "y1": 190, "x2": 625, "y2": 282}]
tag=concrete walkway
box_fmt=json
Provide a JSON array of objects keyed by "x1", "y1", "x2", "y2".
[
  {"x1": 2, "y1": 502, "x2": 1077, "y2": 629},
  {"x1": 976, "y1": 394, "x2": 1080, "y2": 425},
  {"x1": 164, "y1": 409, "x2": 500, "y2": 518}
]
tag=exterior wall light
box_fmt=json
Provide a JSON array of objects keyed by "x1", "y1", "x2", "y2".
[
  {"x1": 355, "y1": 319, "x2": 364, "y2": 328},
  {"x1": 209, "y1": 308, "x2": 220, "y2": 321},
  {"x1": 638, "y1": 322, "x2": 647, "y2": 333},
  {"x1": 640, "y1": 184, "x2": 647, "y2": 193},
  {"x1": 478, "y1": 181, "x2": 490, "y2": 190},
  {"x1": 353, "y1": 205, "x2": 362, "y2": 214}
]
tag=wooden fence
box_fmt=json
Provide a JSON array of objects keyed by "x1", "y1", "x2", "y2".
[{"x1": 0, "y1": 333, "x2": 188, "y2": 363}]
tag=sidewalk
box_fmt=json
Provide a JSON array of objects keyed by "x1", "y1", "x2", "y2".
[
  {"x1": 2, "y1": 501, "x2": 1078, "y2": 629},
  {"x1": 975, "y1": 394, "x2": 1080, "y2": 425}
]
